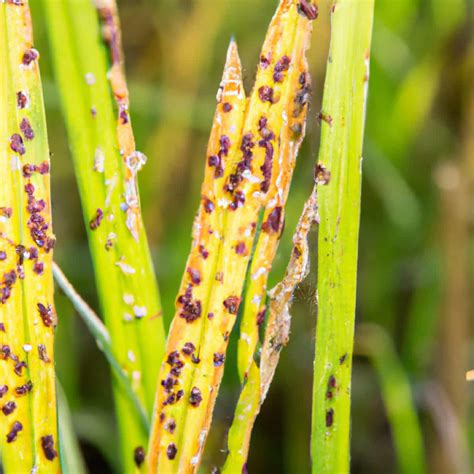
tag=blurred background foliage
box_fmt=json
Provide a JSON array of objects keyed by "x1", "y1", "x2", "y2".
[{"x1": 30, "y1": 0, "x2": 472, "y2": 472}]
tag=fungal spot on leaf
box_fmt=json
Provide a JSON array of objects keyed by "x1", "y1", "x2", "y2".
[
  {"x1": 189, "y1": 387, "x2": 203, "y2": 407},
  {"x1": 89, "y1": 208, "x2": 104, "y2": 230},
  {"x1": 15, "y1": 381, "x2": 33, "y2": 396},
  {"x1": 22, "y1": 48, "x2": 39, "y2": 66},
  {"x1": 134, "y1": 446, "x2": 145, "y2": 467},
  {"x1": 1, "y1": 399, "x2": 16, "y2": 417},
  {"x1": 223, "y1": 296, "x2": 240, "y2": 315},
  {"x1": 167, "y1": 443, "x2": 177, "y2": 460},
  {"x1": 262, "y1": 207, "x2": 282, "y2": 233},
  {"x1": 37, "y1": 303, "x2": 55, "y2": 327},
  {"x1": 273, "y1": 55, "x2": 291, "y2": 83},
  {"x1": 317, "y1": 111, "x2": 333, "y2": 126},
  {"x1": 326, "y1": 408, "x2": 334, "y2": 427},
  {"x1": 187, "y1": 267, "x2": 201, "y2": 285},
  {"x1": 16, "y1": 91, "x2": 29, "y2": 109},
  {"x1": 213, "y1": 353, "x2": 225, "y2": 367},
  {"x1": 298, "y1": 0, "x2": 319, "y2": 20},
  {"x1": 41, "y1": 435, "x2": 58, "y2": 461},
  {"x1": 258, "y1": 85, "x2": 274, "y2": 103},
  {"x1": 315, "y1": 163, "x2": 331, "y2": 185},
  {"x1": 6, "y1": 421, "x2": 22, "y2": 443},
  {"x1": 9, "y1": 134, "x2": 25, "y2": 155},
  {"x1": 20, "y1": 118, "x2": 34, "y2": 140}
]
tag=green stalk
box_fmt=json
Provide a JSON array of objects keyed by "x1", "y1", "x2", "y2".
[
  {"x1": 52, "y1": 263, "x2": 149, "y2": 431},
  {"x1": 310, "y1": 1, "x2": 375, "y2": 472},
  {"x1": 0, "y1": 1, "x2": 60, "y2": 471},
  {"x1": 40, "y1": 0, "x2": 165, "y2": 470},
  {"x1": 356, "y1": 324, "x2": 426, "y2": 474}
]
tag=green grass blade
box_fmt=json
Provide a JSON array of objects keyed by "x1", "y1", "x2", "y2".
[
  {"x1": 52, "y1": 262, "x2": 149, "y2": 431},
  {"x1": 356, "y1": 324, "x2": 426, "y2": 474},
  {"x1": 310, "y1": 1, "x2": 375, "y2": 472},
  {"x1": 40, "y1": 0, "x2": 165, "y2": 470},
  {"x1": 56, "y1": 382, "x2": 87, "y2": 474}
]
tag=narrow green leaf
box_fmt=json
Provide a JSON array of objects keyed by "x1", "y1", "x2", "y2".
[
  {"x1": 356, "y1": 324, "x2": 426, "y2": 474},
  {"x1": 310, "y1": 1, "x2": 375, "y2": 472},
  {"x1": 41, "y1": 0, "x2": 166, "y2": 469}
]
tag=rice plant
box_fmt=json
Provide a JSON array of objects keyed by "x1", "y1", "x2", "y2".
[{"x1": 1, "y1": 0, "x2": 469, "y2": 472}]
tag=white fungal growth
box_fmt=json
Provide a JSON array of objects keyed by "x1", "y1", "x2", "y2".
[
  {"x1": 115, "y1": 260, "x2": 136, "y2": 275},
  {"x1": 23, "y1": 344, "x2": 32, "y2": 352},
  {"x1": 125, "y1": 151, "x2": 147, "y2": 174},
  {"x1": 127, "y1": 350, "x2": 136, "y2": 363},
  {"x1": 133, "y1": 306, "x2": 147, "y2": 318},
  {"x1": 85, "y1": 72, "x2": 96, "y2": 85},
  {"x1": 252, "y1": 266, "x2": 267, "y2": 280},
  {"x1": 94, "y1": 147, "x2": 105, "y2": 172},
  {"x1": 123, "y1": 294, "x2": 134, "y2": 305}
]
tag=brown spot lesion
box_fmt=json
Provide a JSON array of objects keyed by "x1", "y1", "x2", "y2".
[
  {"x1": 6, "y1": 421, "x2": 23, "y2": 443},
  {"x1": 314, "y1": 163, "x2": 331, "y2": 185},
  {"x1": 189, "y1": 386, "x2": 202, "y2": 407},
  {"x1": 297, "y1": 0, "x2": 318, "y2": 20},
  {"x1": 41, "y1": 435, "x2": 58, "y2": 461},
  {"x1": 177, "y1": 285, "x2": 202, "y2": 323},
  {"x1": 134, "y1": 446, "x2": 145, "y2": 467},
  {"x1": 223, "y1": 296, "x2": 241, "y2": 315}
]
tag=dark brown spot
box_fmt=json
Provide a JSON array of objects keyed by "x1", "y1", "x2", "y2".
[
  {"x1": 167, "y1": 443, "x2": 177, "y2": 460},
  {"x1": 166, "y1": 351, "x2": 180, "y2": 366},
  {"x1": 199, "y1": 244, "x2": 209, "y2": 259},
  {"x1": 273, "y1": 55, "x2": 291, "y2": 82},
  {"x1": 22, "y1": 49, "x2": 39, "y2": 66},
  {"x1": 33, "y1": 262, "x2": 44, "y2": 275},
  {"x1": 235, "y1": 242, "x2": 246, "y2": 255},
  {"x1": 176, "y1": 389, "x2": 184, "y2": 401},
  {"x1": 6, "y1": 421, "x2": 22, "y2": 443},
  {"x1": 315, "y1": 163, "x2": 331, "y2": 185},
  {"x1": 258, "y1": 85, "x2": 274, "y2": 103},
  {"x1": 262, "y1": 207, "x2": 282, "y2": 233},
  {"x1": 38, "y1": 344, "x2": 50, "y2": 363},
  {"x1": 41, "y1": 435, "x2": 58, "y2": 461},
  {"x1": 298, "y1": 0, "x2": 318, "y2": 20},
  {"x1": 1, "y1": 345, "x2": 10, "y2": 360},
  {"x1": 178, "y1": 285, "x2": 202, "y2": 323},
  {"x1": 181, "y1": 342, "x2": 196, "y2": 356},
  {"x1": 165, "y1": 419, "x2": 176, "y2": 433},
  {"x1": 203, "y1": 198, "x2": 215, "y2": 214},
  {"x1": 223, "y1": 296, "x2": 240, "y2": 315},
  {"x1": 222, "y1": 102, "x2": 233, "y2": 112},
  {"x1": 260, "y1": 54, "x2": 271, "y2": 69},
  {"x1": 20, "y1": 118, "x2": 34, "y2": 140},
  {"x1": 134, "y1": 446, "x2": 145, "y2": 467},
  {"x1": 9, "y1": 134, "x2": 25, "y2": 155},
  {"x1": 15, "y1": 381, "x2": 33, "y2": 396},
  {"x1": 89, "y1": 208, "x2": 104, "y2": 230},
  {"x1": 189, "y1": 386, "x2": 202, "y2": 407},
  {"x1": 14, "y1": 361, "x2": 27, "y2": 376},
  {"x1": 187, "y1": 267, "x2": 201, "y2": 285},
  {"x1": 0, "y1": 252, "x2": 6, "y2": 261},
  {"x1": 317, "y1": 111, "x2": 333, "y2": 126},
  {"x1": 2, "y1": 401, "x2": 16, "y2": 416},
  {"x1": 17, "y1": 91, "x2": 28, "y2": 109},
  {"x1": 339, "y1": 353, "x2": 347, "y2": 365},
  {"x1": 326, "y1": 408, "x2": 334, "y2": 427},
  {"x1": 213, "y1": 353, "x2": 225, "y2": 367},
  {"x1": 256, "y1": 307, "x2": 266, "y2": 326},
  {"x1": 207, "y1": 312, "x2": 214, "y2": 320},
  {"x1": 0, "y1": 386, "x2": 8, "y2": 398},
  {"x1": 0, "y1": 322, "x2": 5, "y2": 331},
  {"x1": 37, "y1": 303, "x2": 54, "y2": 327},
  {"x1": 328, "y1": 375, "x2": 336, "y2": 389}
]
